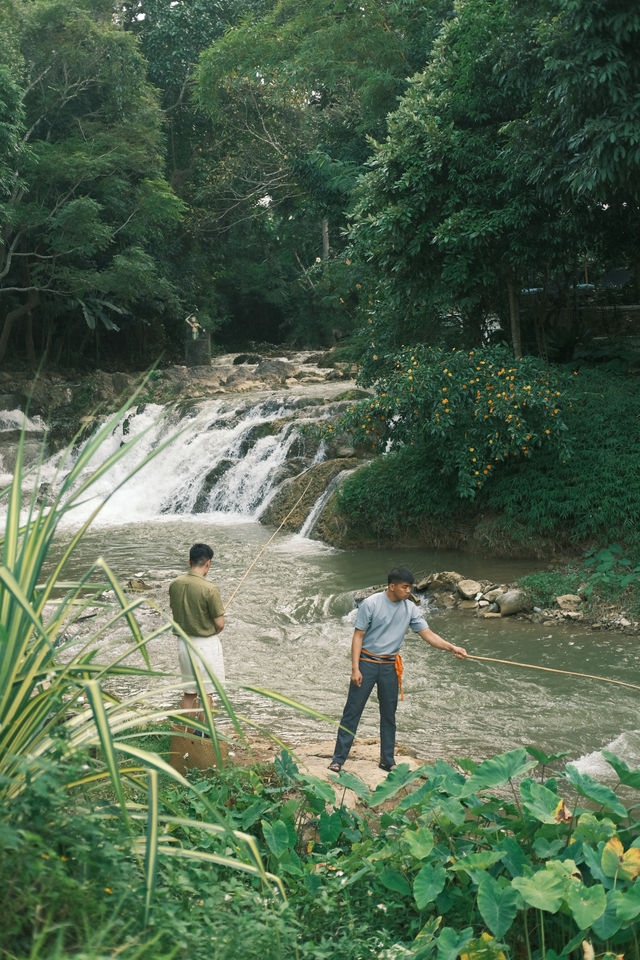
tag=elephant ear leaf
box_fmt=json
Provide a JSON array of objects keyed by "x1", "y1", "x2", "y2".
[
  {"x1": 477, "y1": 874, "x2": 519, "y2": 938},
  {"x1": 564, "y1": 765, "x2": 627, "y2": 818},
  {"x1": 602, "y1": 750, "x2": 640, "y2": 791}
]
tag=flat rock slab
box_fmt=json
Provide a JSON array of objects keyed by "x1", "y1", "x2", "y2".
[{"x1": 232, "y1": 736, "x2": 422, "y2": 808}]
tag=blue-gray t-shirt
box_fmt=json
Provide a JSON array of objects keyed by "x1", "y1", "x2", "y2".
[{"x1": 354, "y1": 591, "x2": 429, "y2": 655}]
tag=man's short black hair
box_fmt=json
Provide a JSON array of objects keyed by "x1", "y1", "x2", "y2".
[
  {"x1": 388, "y1": 565, "x2": 415, "y2": 585},
  {"x1": 189, "y1": 543, "x2": 214, "y2": 566}
]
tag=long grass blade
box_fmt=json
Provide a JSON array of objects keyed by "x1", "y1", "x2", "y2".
[
  {"x1": 83, "y1": 679, "x2": 128, "y2": 821},
  {"x1": 143, "y1": 768, "x2": 159, "y2": 925}
]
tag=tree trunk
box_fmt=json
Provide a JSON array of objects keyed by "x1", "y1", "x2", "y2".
[
  {"x1": 0, "y1": 291, "x2": 39, "y2": 365},
  {"x1": 507, "y1": 281, "x2": 522, "y2": 358},
  {"x1": 321, "y1": 217, "x2": 329, "y2": 260}
]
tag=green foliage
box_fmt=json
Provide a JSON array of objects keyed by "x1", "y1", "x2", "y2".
[
  {"x1": 0, "y1": 0, "x2": 184, "y2": 366},
  {"x1": 517, "y1": 569, "x2": 582, "y2": 609},
  {"x1": 320, "y1": 344, "x2": 571, "y2": 498},
  {"x1": 0, "y1": 391, "x2": 288, "y2": 944},
  {"x1": 335, "y1": 364, "x2": 640, "y2": 558}
]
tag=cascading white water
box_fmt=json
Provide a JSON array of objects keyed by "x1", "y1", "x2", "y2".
[{"x1": 29, "y1": 390, "x2": 345, "y2": 527}]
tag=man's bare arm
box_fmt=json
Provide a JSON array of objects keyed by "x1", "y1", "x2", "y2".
[
  {"x1": 351, "y1": 628, "x2": 366, "y2": 685},
  {"x1": 418, "y1": 627, "x2": 466, "y2": 658},
  {"x1": 213, "y1": 615, "x2": 225, "y2": 634}
]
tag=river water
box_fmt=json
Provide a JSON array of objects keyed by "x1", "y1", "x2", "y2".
[{"x1": 4, "y1": 382, "x2": 640, "y2": 776}]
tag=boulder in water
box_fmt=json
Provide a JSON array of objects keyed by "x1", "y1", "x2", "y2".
[{"x1": 495, "y1": 589, "x2": 530, "y2": 616}]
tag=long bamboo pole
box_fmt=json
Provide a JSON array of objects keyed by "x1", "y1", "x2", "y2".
[
  {"x1": 466, "y1": 654, "x2": 640, "y2": 693},
  {"x1": 224, "y1": 477, "x2": 313, "y2": 613}
]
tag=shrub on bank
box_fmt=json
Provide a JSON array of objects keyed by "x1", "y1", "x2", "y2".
[{"x1": 334, "y1": 364, "x2": 640, "y2": 556}]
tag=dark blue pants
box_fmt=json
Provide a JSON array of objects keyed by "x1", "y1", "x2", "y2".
[{"x1": 331, "y1": 657, "x2": 399, "y2": 768}]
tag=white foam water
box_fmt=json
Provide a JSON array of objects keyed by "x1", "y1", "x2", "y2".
[{"x1": 572, "y1": 729, "x2": 640, "y2": 780}]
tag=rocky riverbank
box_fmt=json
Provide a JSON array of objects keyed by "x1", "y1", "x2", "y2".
[{"x1": 408, "y1": 569, "x2": 639, "y2": 635}]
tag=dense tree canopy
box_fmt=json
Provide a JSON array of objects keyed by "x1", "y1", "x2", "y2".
[
  {"x1": 0, "y1": 0, "x2": 184, "y2": 365},
  {"x1": 349, "y1": 0, "x2": 640, "y2": 362},
  {"x1": 0, "y1": 0, "x2": 637, "y2": 365}
]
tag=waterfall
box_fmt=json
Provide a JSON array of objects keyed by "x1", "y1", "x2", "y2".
[
  {"x1": 21, "y1": 388, "x2": 352, "y2": 529},
  {"x1": 298, "y1": 468, "x2": 356, "y2": 539}
]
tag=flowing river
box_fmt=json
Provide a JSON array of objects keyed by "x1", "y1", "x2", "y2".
[{"x1": 3, "y1": 378, "x2": 639, "y2": 777}]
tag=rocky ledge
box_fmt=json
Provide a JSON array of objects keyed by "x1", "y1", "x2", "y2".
[{"x1": 410, "y1": 570, "x2": 638, "y2": 635}]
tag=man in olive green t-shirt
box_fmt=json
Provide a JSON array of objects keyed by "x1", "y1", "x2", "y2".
[{"x1": 169, "y1": 543, "x2": 225, "y2": 717}]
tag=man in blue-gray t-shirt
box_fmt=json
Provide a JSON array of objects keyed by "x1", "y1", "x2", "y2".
[{"x1": 329, "y1": 566, "x2": 467, "y2": 774}]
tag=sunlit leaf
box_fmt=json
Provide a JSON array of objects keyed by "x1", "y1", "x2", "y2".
[
  {"x1": 565, "y1": 879, "x2": 607, "y2": 929},
  {"x1": 512, "y1": 870, "x2": 564, "y2": 912},
  {"x1": 460, "y1": 749, "x2": 537, "y2": 797},
  {"x1": 403, "y1": 826, "x2": 434, "y2": 860},
  {"x1": 602, "y1": 837, "x2": 640, "y2": 882}
]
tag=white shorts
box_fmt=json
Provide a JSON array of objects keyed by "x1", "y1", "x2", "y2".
[{"x1": 177, "y1": 635, "x2": 225, "y2": 693}]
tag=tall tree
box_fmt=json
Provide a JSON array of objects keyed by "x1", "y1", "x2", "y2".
[
  {"x1": 0, "y1": 0, "x2": 184, "y2": 366},
  {"x1": 349, "y1": 0, "x2": 590, "y2": 359},
  {"x1": 192, "y1": 0, "x2": 452, "y2": 343}
]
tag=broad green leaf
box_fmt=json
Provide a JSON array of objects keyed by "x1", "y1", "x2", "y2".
[
  {"x1": 611, "y1": 882, "x2": 640, "y2": 923},
  {"x1": 414, "y1": 863, "x2": 447, "y2": 909},
  {"x1": 380, "y1": 867, "x2": 411, "y2": 896},
  {"x1": 526, "y1": 745, "x2": 572, "y2": 765},
  {"x1": 565, "y1": 879, "x2": 606, "y2": 929},
  {"x1": 431, "y1": 795, "x2": 466, "y2": 826},
  {"x1": 476, "y1": 874, "x2": 519, "y2": 938},
  {"x1": 300, "y1": 773, "x2": 336, "y2": 805},
  {"x1": 318, "y1": 811, "x2": 343, "y2": 845},
  {"x1": 332, "y1": 769, "x2": 371, "y2": 802},
  {"x1": 499, "y1": 837, "x2": 532, "y2": 878},
  {"x1": 450, "y1": 851, "x2": 504, "y2": 875},
  {"x1": 436, "y1": 926, "x2": 474, "y2": 960},
  {"x1": 602, "y1": 750, "x2": 640, "y2": 791},
  {"x1": 403, "y1": 826, "x2": 434, "y2": 860},
  {"x1": 573, "y1": 812, "x2": 616, "y2": 844},
  {"x1": 591, "y1": 888, "x2": 623, "y2": 939},
  {"x1": 520, "y1": 778, "x2": 570, "y2": 824},
  {"x1": 370, "y1": 763, "x2": 423, "y2": 807},
  {"x1": 460, "y1": 749, "x2": 537, "y2": 797},
  {"x1": 533, "y1": 837, "x2": 565, "y2": 859},
  {"x1": 261, "y1": 819, "x2": 291, "y2": 859},
  {"x1": 512, "y1": 870, "x2": 564, "y2": 912},
  {"x1": 564, "y1": 765, "x2": 627, "y2": 818}
]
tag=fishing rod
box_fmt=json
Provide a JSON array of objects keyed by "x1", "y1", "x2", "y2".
[
  {"x1": 224, "y1": 476, "x2": 313, "y2": 613},
  {"x1": 466, "y1": 654, "x2": 640, "y2": 693}
]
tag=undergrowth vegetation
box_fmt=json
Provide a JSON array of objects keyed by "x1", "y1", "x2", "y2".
[{"x1": 5, "y1": 741, "x2": 640, "y2": 960}]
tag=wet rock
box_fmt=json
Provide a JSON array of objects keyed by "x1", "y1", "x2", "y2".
[
  {"x1": 255, "y1": 360, "x2": 294, "y2": 382},
  {"x1": 457, "y1": 578, "x2": 482, "y2": 600},
  {"x1": 224, "y1": 368, "x2": 257, "y2": 390},
  {"x1": 495, "y1": 589, "x2": 530, "y2": 616},
  {"x1": 555, "y1": 594, "x2": 582, "y2": 611},
  {"x1": 259, "y1": 458, "x2": 359, "y2": 532},
  {"x1": 458, "y1": 599, "x2": 477, "y2": 610},
  {"x1": 483, "y1": 587, "x2": 505, "y2": 603},
  {"x1": 420, "y1": 571, "x2": 463, "y2": 593},
  {"x1": 193, "y1": 459, "x2": 236, "y2": 511},
  {"x1": 126, "y1": 578, "x2": 151, "y2": 592},
  {"x1": 233, "y1": 353, "x2": 262, "y2": 364}
]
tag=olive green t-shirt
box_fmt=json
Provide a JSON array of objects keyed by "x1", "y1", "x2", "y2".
[{"x1": 169, "y1": 570, "x2": 224, "y2": 637}]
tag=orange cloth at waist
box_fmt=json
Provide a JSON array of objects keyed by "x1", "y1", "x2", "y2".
[{"x1": 360, "y1": 648, "x2": 404, "y2": 701}]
